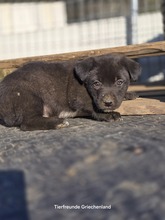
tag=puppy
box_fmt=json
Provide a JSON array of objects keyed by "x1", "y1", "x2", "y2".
[{"x1": 0, "y1": 54, "x2": 141, "y2": 130}]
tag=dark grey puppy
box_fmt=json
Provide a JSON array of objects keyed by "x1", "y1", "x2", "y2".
[{"x1": 0, "y1": 54, "x2": 141, "y2": 130}]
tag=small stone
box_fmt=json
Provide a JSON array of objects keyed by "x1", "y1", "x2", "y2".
[{"x1": 133, "y1": 146, "x2": 144, "y2": 155}]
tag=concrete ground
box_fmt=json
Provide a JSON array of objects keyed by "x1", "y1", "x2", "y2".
[{"x1": 0, "y1": 115, "x2": 165, "y2": 220}]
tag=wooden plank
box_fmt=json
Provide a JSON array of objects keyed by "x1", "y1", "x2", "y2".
[
  {"x1": 128, "y1": 85, "x2": 165, "y2": 96},
  {"x1": 117, "y1": 85, "x2": 165, "y2": 115},
  {"x1": 0, "y1": 41, "x2": 165, "y2": 70},
  {"x1": 117, "y1": 97, "x2": 165, "y2": 115},
  {"x1": 128, "y1": 85, "x2": 165, "y2": 92}
]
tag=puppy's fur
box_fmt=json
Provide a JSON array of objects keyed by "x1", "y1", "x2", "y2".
[{"x1": 0, "y1": 54, "x2": 141, "y2": 130}]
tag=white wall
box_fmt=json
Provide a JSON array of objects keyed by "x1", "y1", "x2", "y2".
[{"x1": 0, "y1": 1, "x2": 163, "y2": 60}]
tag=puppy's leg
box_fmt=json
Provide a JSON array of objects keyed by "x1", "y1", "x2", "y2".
[
  {"x1": 20, "y1": 117, "x2": 69, "y2": 131},
  {"x1": 9, "y1": 91, "x2": 69, "y2": 131},
  {"x1": 92, "y1": 111, "x2": 121, "y2": 122},
  {"x1": 124, "y1": 92, "x2": 139, "y2": 100}
]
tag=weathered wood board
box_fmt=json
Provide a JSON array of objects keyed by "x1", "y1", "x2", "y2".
[
  {"x1": 0, "y1": 41, "x2": 165, "y2": 70},
  {"x1": 117, "y1": 85, "x2": 165, "y2": 115},
  {"x1": 118, "y1": 97, "x2": 165, "y2": 115}
]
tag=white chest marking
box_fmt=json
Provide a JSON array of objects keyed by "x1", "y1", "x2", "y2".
[{"x1": 43, "y1": 105, "x2": 52, "y2": 118}]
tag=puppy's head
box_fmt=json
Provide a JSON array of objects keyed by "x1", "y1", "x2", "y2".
[{"x1": 74, "y1": 53, "x2": 141, "y2": 112}]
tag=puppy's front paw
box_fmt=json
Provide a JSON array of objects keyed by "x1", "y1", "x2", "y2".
[
  {"x1": 93, "y1": 111, "x2": 121, "y2": 122},
  {"x1": 110, "y1": 111, "x2": 121, "y2": 120},
  {"x1": 124, "y1": 92, "x2": 139, "y2": 100},
  {"x1": 104, "y1": 111, "x2": 121, "y2": 121},
  {"x1": 56, "y1": 120, "x2": 69, "y2": 129}
]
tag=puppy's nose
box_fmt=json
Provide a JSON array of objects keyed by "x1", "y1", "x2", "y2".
[{"x1": 104, "y1": 100, "x2": 113, "y2": 107}]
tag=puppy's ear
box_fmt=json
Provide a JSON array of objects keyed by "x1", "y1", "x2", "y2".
[
  {"x1": 124, "y1": 57, "x2": 141, "y2": 82},
  {"x1": 74, "y1": 57, "x2": 96, "y2": 82}
]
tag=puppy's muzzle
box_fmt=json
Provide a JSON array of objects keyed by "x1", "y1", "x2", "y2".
[
  {"x1": 99, "y1": 94, "x2": 116, "y2": 112},
  {"x1": 103, "y1": 99, "x2": 113, "y2": 107},
  {"x1": 103, "y1": 95, "x2": 114, "y2": 106}
]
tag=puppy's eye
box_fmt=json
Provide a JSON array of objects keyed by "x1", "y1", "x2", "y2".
[
  {"x1": 93, "y1": 81, "x2": 102, "y2": 89},
  {"x1": 116, "y1": 79, "x2": 124, "y2": 86}
]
